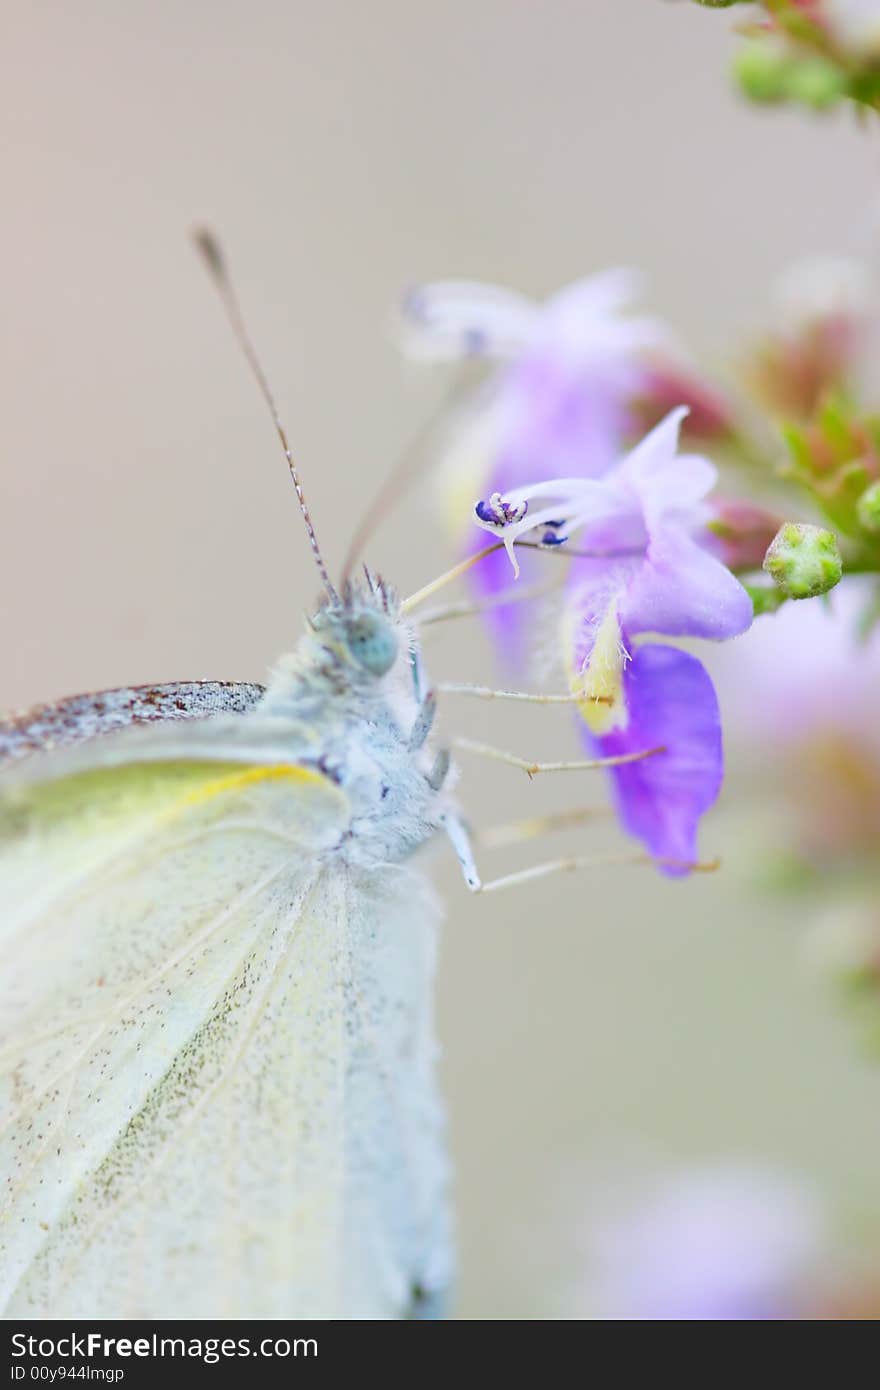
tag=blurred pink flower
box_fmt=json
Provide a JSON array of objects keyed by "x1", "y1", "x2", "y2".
[
  {"x1": 585, "y1": 1166, "x2": 822, "y2": 1321},
  {"x1": 744, "y1": 257, "x2": 871, "y2": 420},
  {"x1": 635, "y1": 361, "x2": 737, "y2": 442},
  {"x1": 720, "y1": 580, "x2": 880, "y2": 860},
  {"x1": 724, "y1": 578, "x2": 880, "y2": 749},
  {"x1": 704, "y1": 497, "x2": 783, "y2": 572}
]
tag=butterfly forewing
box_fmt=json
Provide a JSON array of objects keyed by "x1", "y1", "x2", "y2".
[
  {"x1": 0, "y1": 681, "x2": 266, "y2": 768},
  {"x1": 0, "y1": 737, "x2": 450, "y2": 1317}
]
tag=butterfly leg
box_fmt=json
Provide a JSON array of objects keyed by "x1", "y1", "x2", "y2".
[
  {"x1": 438, "y1": 682, "x2": 609, "y2": 706},
  {"x1": 426, "y1": 747, "x2": 450, "y2": 790},
  {"x1": 439, "y1": 810, "x2": 481, "y2": 892},
  {"x1": 477, "y1": 852, "x2": 718, "y2": 892},
  {"x1": 409, "y1": 690, "x2": 437, "y2": 750},
  {"x1": 409, "y1": 641, "x2": 427, "y2": 701},
  {"x1": 451, "y1": 736, "x2": 662, "y2": 776},
  {"x1": 441, "y1": 812, "x2": 714, "y2": 893},
  {"x1": 438, "y1": 811, "x2": 712, "y2": 892},
  {"x1": 407, "y1": 641, "x2": 440, "y2": 750}
]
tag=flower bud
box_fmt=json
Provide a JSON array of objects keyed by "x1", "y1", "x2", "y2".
[
  {"x1": 735, "y1": 40, "x2": 847, "y2": 111},
  {"x1": 784, "y1": 58, "x2": 848, "y2": 110},
  {"x1": 734, "y1": 42, "x2": 791, "y2": 103},
  {"x1": 636, "y1": 364, "x2": 736, "y2": 443},
  {"x1": 763, "y1": 523, "x2": 843, "y2": 600},
  {"x1": 856, "y1": 481, "x2": 880, "y2": 535}
]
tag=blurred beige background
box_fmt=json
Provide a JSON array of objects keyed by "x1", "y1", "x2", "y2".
[{"x1": 3, "y1": 1, "x2": 880, "y2": 1317}]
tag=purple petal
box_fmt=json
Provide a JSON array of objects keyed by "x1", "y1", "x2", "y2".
[
  {"x1": 543, "y1": 268, "x2": 644, "y2": 325},
  {"x1": 588, "y1": 644, "x2": 723, "y2": 874},
  {"x1": 617, "y1": 406, "x2": 687, "y2": 488},
  {"x1": 494, "y1": 356, "x2": 640, "y2": 482},
  {"x1": 637, "y1": 453, "x2": 718, "y2": 531},
  {"x1": 616, "y1": 412, "x2": 720, "y2": 535},
  {"x1": 621, "y1": 529, "x2": 753, "y2": 641}
]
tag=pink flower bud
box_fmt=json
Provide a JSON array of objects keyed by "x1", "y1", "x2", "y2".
[
  {"x1": 704, "y1": 498, "x2": 783, "y2": 571},
  {"x1": 635, "y1": 364, "x2": 736, "y2": 442}
]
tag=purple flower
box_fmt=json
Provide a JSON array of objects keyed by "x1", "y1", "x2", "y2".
[
  {"x1": 474, "y1": 409, "x2": 754, "y2": 869},
  {"x1": 478, "y1": 407, "x2": 753, "y2": 694},
  {"x1": 401, "y1": 271, "x2": 667, "y2": 658},
  {"x1": 402, "y1": 275, "x2": 753, "y2": 869}
]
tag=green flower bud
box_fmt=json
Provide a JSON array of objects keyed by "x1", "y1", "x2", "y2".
[
  {"x1": 856, "y1": 480, "x2": 880, "y2": 535},
  {"x1": 783, "y1": 58, "x2": 847, "y2": 110},
  {"x1": 734, "y1": 42, "x2": 790, "y2": 103},
  {"x1": 762, "y1": 523, "x2": 843, "y2": 600}
]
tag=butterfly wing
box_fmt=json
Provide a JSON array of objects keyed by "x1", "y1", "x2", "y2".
[
  {"x1": 0, "y1": 719, "x2": 451, "y2": 1318},
  {"x1": 0, "y1": 680, "x2": 266, "y2": 766}
]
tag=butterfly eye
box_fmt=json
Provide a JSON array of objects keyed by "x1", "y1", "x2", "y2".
[{"x1": 344, "y1": 611, "x2": 398, "y2": 676}]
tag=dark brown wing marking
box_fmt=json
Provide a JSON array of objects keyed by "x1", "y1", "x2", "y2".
[{"x1": 0, "y1": 681, "x2": 266, "y2": 767}]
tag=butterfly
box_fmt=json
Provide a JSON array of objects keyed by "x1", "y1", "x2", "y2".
[{"x1": 0, "y1": 234, "x2": 659, "y2": 1321}]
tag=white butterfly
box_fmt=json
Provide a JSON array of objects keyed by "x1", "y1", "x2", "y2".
[
  {"x1": 0, "y1": 580, "x2": 466, "y2": 1320},
  {"x1": 0, "y1": 236, "x2": 480, "y2": 1321},
  {"x1": 0, "y1": 235, "x2": 653, "y2": 1321}
]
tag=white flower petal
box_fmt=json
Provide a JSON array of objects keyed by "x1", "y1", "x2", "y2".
[{"x1": 398, "y1": 280, "x2": 537, "y2": 361}]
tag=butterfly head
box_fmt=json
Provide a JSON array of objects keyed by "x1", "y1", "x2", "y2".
[
  {"x1": 338, "y1": 608, "x2": 398, "y2": 676},
  {"x1": 311, "y1": 574, "x2": 402, "y2": 681}
]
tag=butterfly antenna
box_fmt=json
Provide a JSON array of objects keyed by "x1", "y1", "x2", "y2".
[{"x1": 193, "y1": 228, "x2": 339, "y2": 604}]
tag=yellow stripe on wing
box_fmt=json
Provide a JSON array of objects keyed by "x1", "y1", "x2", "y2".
[{"x1": 178, "y1": 763, "x2": 333, "y2": 809}]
